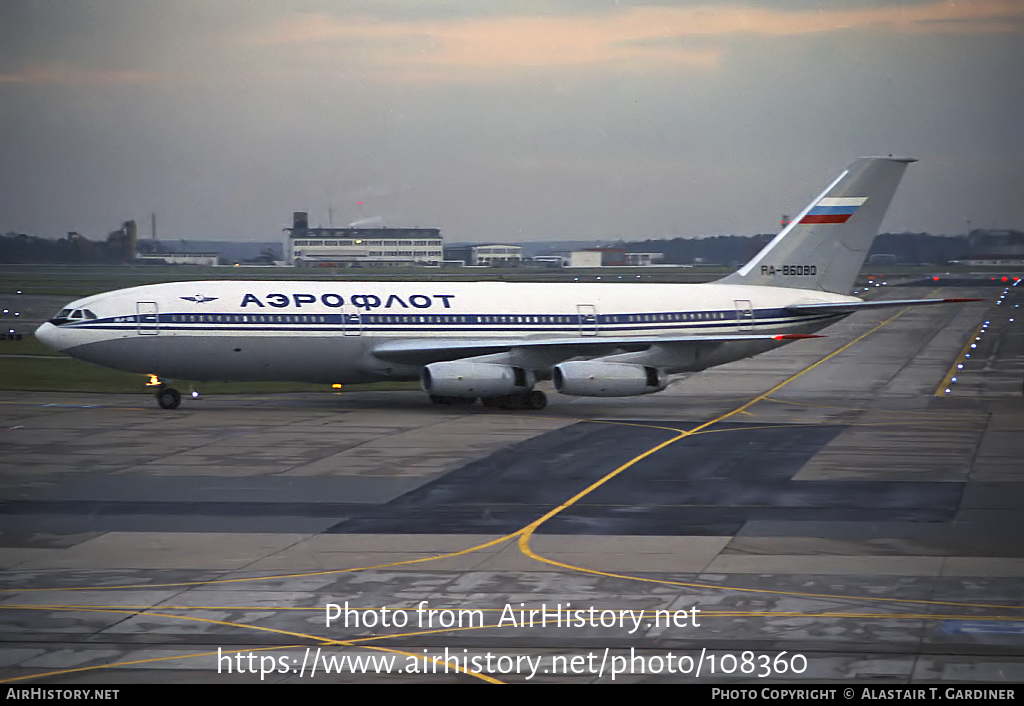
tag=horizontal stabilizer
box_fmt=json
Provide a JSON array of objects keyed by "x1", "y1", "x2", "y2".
[
  {"x1": 786, "y1": 298, "x2": 983, "y2": 315},
  {"x1": 373, "y1": 333, "x2": 822, "y2": 364}
]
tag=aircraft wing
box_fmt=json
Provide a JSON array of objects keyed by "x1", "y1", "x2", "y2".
[
  {"x1": 371, "y1": 332, "x2": 820, "y2": 365},
  {"x1": 786, "y1": 298, "x2": 982, "y2": 315}
]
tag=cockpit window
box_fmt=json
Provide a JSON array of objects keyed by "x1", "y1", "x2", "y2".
[
  {"x1": 83, "y1": 310, "x2": 97, "y2": 319},
  {"x1": 70, "y1": 310, "x2": 83, "y2": 319},
  {"x1": 57, "y1": 309, "x2": 72, "y2": 318}
]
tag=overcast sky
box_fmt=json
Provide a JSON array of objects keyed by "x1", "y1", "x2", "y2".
[{"x1": 1, "y1": 0, "x2": 1021, "y2": 243}]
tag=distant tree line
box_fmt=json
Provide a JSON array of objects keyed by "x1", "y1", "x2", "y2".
[
  {"x1": 0, "y1": 230, "x2": 284, "y2": 265},
  {"x1": 0, "y1": 222, "x2": 137, "y2": 264},
  {"x1": 619, "y1": 232, "x2": 992, "y2": 266},
  {"x1": 2, "y1": 227, "x2": 1019, "y2": 266}
]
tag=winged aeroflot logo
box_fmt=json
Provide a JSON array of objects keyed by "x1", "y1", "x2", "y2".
[{"x1": 180, "y1": 294, "x2": 218, "y2": 303}]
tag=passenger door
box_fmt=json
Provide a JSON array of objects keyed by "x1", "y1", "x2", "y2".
[
  {"x1": 343, "y1": 311, "x2": 362, "y2": 336},
  {"x1": 136, "y1": 302, "x2": 159, "y2": 335},
  {"x1": 577, "y1": 304, "x2": 598, "y2": 336},
  {"x1": 734, "y1": 300, "x2": 754, "y2": 332}
]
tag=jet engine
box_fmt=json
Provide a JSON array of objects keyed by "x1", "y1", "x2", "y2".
[
  {"x1": 422, "y1": 361, "x2": 535, "y2": 398},
  {"x1": 552, "y1": 361, "x2": 667, "y2": 397}
]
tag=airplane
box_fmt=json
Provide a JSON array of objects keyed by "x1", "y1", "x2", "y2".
[{"x1": 35, "y1": 156, "x2": 977, "y2": 411}]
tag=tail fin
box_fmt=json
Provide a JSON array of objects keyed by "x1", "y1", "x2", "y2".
[{"x1": 718, "y1": 156, "x2": 915, "y2": 294}]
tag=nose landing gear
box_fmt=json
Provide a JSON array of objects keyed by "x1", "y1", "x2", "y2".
[{"x1": 156, "y1": 386, "x2": 182, "y2": 410}]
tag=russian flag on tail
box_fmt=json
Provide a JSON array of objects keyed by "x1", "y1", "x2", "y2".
[{"x1": 800, "y1": 197, "x2": 867, "y2": 224}]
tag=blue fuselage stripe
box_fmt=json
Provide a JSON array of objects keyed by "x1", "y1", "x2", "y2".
[{"x1": 64, "y1": 308, "x2": 837, "y2": 335}]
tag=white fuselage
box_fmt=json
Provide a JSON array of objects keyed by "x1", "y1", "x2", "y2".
[{"x1": 35, "y1": 280, "x2": 853, "y2": 384}]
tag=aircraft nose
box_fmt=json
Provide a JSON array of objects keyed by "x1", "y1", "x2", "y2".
[{"x1": 35, "y1": 322, "x2": 65, "y2": 352}]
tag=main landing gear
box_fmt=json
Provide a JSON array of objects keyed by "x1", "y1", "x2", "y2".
[
  {"x1": 429, "y1": 395, "x2": 478, "y2": 406},
  {"x1": 432, "y1": 391, "x2": 547, "y2": 411},
  {"x1": 156, "y1": 385, "x2": 181, "y2": 410}
]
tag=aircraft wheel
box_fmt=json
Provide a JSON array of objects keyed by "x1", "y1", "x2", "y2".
[
  {"x1": 525, "y1": 390, "x2": 547, "y2": 410},
  {"x1": 432, "y1": 393, "x2": 479, "y2": 405},
  {"x1": 481, "y1": 393, "x2": 546, "y2": 411},
  {"x1": 157, "y1": 387, "x2": 181, "y2": 410},
  {"x1": 431, "y1": 395, "x2": 477, "y2": 406}
]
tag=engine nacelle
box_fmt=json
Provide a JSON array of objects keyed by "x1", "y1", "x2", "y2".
[
  {"x1": 422, "y1": 362, "x2": 535, "y2": 397},
  {"x1": 553, "y1": 361, "x2": 667, "y2": 397}
]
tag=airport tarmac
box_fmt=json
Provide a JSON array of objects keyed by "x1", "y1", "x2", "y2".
[{"x1": 1, "y1": 285, "x2": 1022, "y2": 683}]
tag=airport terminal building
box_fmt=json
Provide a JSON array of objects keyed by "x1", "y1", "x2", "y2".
[
  {"x1": 286, "y1": 212, "x2": 443, "y2": 267},
  {"x1": 443, "y1": 243, "x2": 523, "y2": 266}
]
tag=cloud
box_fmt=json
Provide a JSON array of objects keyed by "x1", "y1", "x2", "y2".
[
  {"x1": 0, "y1": 63, "x2": 163, "y2": 86},
  {"x1": 241, "y1": 0, "x2": 1023, "y2": 82}
]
